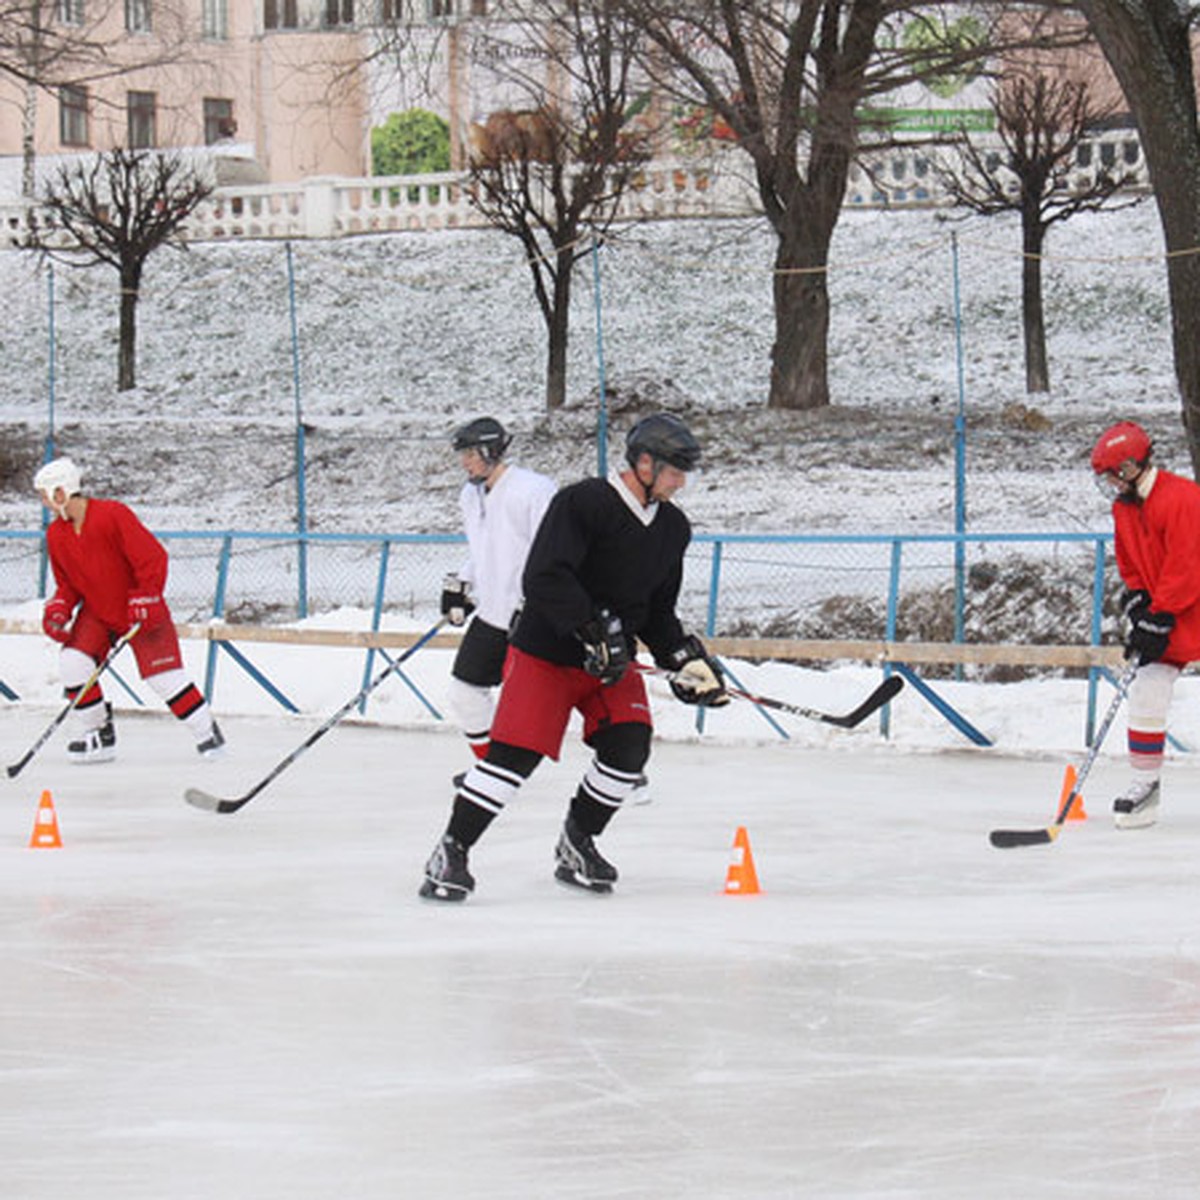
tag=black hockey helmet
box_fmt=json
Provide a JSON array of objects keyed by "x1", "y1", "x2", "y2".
[
  {"x1": 452, "y1": 417, "x2": 511, "y2": 464},
  {"x1": 625, "y1": 413, "x2": 701, "y2": 472}
]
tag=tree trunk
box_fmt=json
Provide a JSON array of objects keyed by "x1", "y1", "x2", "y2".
[
  {"x1": 768, "y1": 206, "x2": 834, "y2": 410},
  {"x1": 1077, "y1": 0, "x2": 1200, "y2": 476},
  {"x1": 544, "y1": 244, "x2": 573, "y2": 410},
  {"x1": 118, "y1": 262, "x2": 142, "y2": 392},
  {"x1": 22, "y1": 82, "x2": 38, "y2": 201},
  {"x1": 1021, "y1": 211, "x2": 1049, "y2": 394}
]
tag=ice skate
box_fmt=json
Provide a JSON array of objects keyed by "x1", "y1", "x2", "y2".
[
  {"x1": 554, "y1": 816, "x2": 617, "y2": 894},
  {"x1": 419, "y1": 835, "x2": 474, "y2": 902},
  {"x1": 67, "y1": 702, "x2": 116, "y2": 764},
  {"x1": 1112, "y1": 777, "x2": 1160, "y2": 830},
  {"x1": 197, "y1": 721, "x2": 226, "y2": 758}
]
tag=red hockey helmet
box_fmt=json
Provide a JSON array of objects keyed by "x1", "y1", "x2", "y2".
[{"x1": 1091, "y1": 421, "x2": 1151, "y2": 476}]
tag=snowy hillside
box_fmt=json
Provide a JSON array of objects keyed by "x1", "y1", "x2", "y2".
[{"x1": 0, "y1": 199, "x2": 1182, "y2": 539}]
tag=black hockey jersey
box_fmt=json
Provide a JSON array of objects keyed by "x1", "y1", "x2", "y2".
[{"x1": 513, "y1": 474, "x2": 690, "y2": 668}]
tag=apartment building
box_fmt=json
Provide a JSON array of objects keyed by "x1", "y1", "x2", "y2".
[{"x1": 0, "y1": 1, "x2": 371, "y2": 193}]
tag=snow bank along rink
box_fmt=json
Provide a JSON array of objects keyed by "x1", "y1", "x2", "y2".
[{"x1": 3, "y1": 626, "x2": 1200, "y2": 1198}]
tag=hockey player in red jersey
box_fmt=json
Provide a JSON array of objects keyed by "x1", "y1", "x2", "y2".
[
  {"x1": 34, "y1": 457, "x2": 224, "y2": 763},
  {"x1": 1091, "y1": 421, "x2": 1200, "y2": 828},
  {"x1": 419, "y1": 413, "x2": 728, "y2": 902}
]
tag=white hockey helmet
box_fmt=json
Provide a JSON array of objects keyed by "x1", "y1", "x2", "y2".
[{"x1": 33, "y1": 457, "x2": 83, "y2": 501}]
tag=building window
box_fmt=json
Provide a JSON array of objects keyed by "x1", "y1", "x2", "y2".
[
  {"x1": 264, "y1": 0, "x2": 298, "y2": 28},
  {"x1": 128, "y1": 91, "x2": 157, "y2": 150},
  {"x1": 428, "y1": 0, "x2": 454, "y2": 17},
  {"x1": 202, "y1": 0, "x2": 228, "y2": 38},
  {"x1": 204, "y1": 98, "x2": 236, "y2": 146},
  {"x1": 381, "y1": 0, "x2": 408, "y2": 18},
  {"x1": 125, "y1": 0, "x2": 151, "y2": 32},
  {"x1": 325, "y1": 0, "x2": 354, "y2": 24},
  {"x1": 59, "y1": 85, "x2": 89, "y2": 147},
  {"x1": 56, "y1": 0, "x2": 85, "y2": 23}
]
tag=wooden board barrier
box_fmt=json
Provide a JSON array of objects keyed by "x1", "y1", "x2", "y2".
[{"x1": 0, "y1": 617, "x2": 1123, "y2": 668}]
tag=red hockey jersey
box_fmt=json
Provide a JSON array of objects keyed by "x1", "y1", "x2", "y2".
[
  {"x1": 46, "y1": 498, "x2": 168, "y2": 632},
  {"x1": 1112, "y1": 468, "x2": 1200, "y2": 665}
]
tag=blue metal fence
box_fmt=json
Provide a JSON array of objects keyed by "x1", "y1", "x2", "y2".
[{"x1": 3, "y1": 526, "x2": 1124, "y2": 741}]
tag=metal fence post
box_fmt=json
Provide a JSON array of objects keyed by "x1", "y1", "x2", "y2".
[
  {"x1": 204, "y1": 534, "x2": 233, "y2": 702},
  {"x1": 285, "y1": 241, "x2": 308, "y2": 618},
  {"x1": 360, "y1": 538, "x2": 391, "y2": 715}
]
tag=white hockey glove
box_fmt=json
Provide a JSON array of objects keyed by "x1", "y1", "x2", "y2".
[{"x1": 664, "y1": 635, "x2": 729, "y2": 707}]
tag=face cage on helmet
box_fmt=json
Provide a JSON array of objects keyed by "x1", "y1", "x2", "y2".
[{"x1": 1093, "y1": 459, "x2": 1143, "y2": 502}]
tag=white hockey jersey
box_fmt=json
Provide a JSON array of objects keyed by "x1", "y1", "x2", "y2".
[{"x1": 459, "y1": 464, "x2": 558, "y2": 631}]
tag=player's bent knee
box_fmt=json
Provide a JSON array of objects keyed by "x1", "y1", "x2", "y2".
[{"x1": 591, "y1": 722, "x2": 651, "y2": 773}]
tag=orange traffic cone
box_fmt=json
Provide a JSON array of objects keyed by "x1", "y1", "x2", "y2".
[
  {"x1": 1059, "y1": 764, "x2": 1087, "y2": 822},
  {"x1": 29, "y1": 790, "x2": 63, "y2": 849},
  {"x1": 723, "y1": 826, "x2": 761, "y2": 895}
]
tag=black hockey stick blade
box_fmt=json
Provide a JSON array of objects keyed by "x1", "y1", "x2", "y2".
[
  {"x1": 815, "y1": 673, "x2": 904, "y2": 728},
  {"x1": 988, "y1": 782, "x2": 1079, "y2": 848},
  {"x1": 988, "y1": 824, "x2": 1062, "y2": 850},
  {"x1": 987, "y1": 661, "x2": 1137, "y2": 850},
  {"x1": 638, "y1": 663, "x2": 904, "y2": 729},
  {"x1": 728, "y1": 673, "x2": 904, "y2": 728}
]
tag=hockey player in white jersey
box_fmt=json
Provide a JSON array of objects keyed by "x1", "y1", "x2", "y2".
[{"x1": 441, "y1": 418, "x2": 558, "y2": 763}]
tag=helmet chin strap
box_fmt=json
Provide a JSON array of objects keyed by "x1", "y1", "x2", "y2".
[
  {"x1": 1114, "y1": 461, "x2": 1151, "y2": 504},
  {"x1": 467, "y1": 456, "x2": 502, "y2": 490},
  {"x1": 46, "y1": 489, "x2": 71, "y2": 520},
  {"x1": 631, "y1": 459, "x2": 661, "y2": 506}
]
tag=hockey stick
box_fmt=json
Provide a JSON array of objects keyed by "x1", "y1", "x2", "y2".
[
  {"x1": 640, "y1": 664, "x2": 903, "y2": 729},
  {"x1": 6, "y1": 623, "x2": 141, "y2": 779},
  {"x1": 988, "y1": 659, "x2": 1138, "y2": 849},
  {"x1": 184, "y1": 617, "x2": 447, "y2": 814}
]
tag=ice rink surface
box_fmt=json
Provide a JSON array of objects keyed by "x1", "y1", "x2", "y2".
[{"x1": 3, "y1": 710, "x2": 1200, "y2": 1199}]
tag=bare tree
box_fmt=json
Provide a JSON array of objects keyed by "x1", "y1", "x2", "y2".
[
  {"x1": 614, "y1": 1, "x2": 1082, "y2": 411},
  {"x1": 0, "y1": 1, "x2": 192, "y2": 199},
  {"x1": 28, "y1": 148, "x2": 212, "y2": 391},
  {"x1": 938, "y1": 71, "x2": 1142, "y2": 393},
  {"x1": 1075, "y1": 1, "x2": 1200, "y2": 477},
  {"x1": 464, "y1": 0, "x2": 655, "y2": 410}
]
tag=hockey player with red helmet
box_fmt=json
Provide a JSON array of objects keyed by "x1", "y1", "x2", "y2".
[
  {"x1": 1091, "y1": 420, "x2": 1200, "y2": 828},
  {"x1": 34, "y1": 457, "x2": 224, "y2": 764}
]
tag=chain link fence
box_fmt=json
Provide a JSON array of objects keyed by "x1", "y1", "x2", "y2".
[{"x1": 0, "y1": 528, "x2": 1119, "y2": 682}]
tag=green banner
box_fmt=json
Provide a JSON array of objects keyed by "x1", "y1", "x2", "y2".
[{"x1": 861, "y1": 107, "x2": 995, "y2": 133}]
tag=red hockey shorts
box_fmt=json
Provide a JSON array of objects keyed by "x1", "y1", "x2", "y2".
[
  {"x1": 66, "y1": 606, "x2": 184, "y2": 678},
  {"x1": 489, "y1": 646, "x2": 653, "y2": 761}
]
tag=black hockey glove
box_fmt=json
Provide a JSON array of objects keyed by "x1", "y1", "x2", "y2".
[
  {"x1": 577, "y1": 609, "x2": 630, "y2": 685},
  {"x1": 1120, "y1": 587, "x2": 1151, "y2": 630},
  {"x1": 664, "y1": 635, "x2": 730, "y2": 707},
  {"x1": 440, "y1": 574, "x2": 476, "y2": 627},
  {"x1": 1126, "y1": 610, "x2": 1175, "y2": 665}
]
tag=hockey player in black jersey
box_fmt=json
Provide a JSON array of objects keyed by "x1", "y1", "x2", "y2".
[{"x1": 419, "y1": 413, "x2": 729, "y2": 902}]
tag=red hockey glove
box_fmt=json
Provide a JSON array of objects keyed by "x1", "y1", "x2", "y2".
[
  {"x1": 42, "y1": 596, "x2": 73, "y2": 644},
  {"x1": 127, "y1": 593, "x2": 168, "y2": 630}
]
